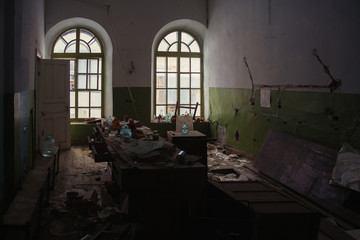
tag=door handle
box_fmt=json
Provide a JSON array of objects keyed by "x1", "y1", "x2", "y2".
[{"x1": 41, "y1": 111, "x2": 46, "y2": 117}]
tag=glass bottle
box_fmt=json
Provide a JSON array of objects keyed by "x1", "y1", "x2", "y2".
[
  {"x1": 182, "y1": 124, "x2": 188, "y2": 134},
  {"x1": 41, "y1": 134, "x2": 55, "y2": 157}
]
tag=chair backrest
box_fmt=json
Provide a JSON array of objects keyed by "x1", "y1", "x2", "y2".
[{"x1": 174, "y1": 101, "x2": 199, "y2": 120}]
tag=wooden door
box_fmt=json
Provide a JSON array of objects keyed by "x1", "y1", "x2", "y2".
[{"x1": 36, "y1": 59, "x2": 70, "y2": 150}]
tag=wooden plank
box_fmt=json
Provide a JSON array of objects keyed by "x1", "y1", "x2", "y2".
[
  {"x1": 251, "y1": 201, "x2": 316, "y2": 214},
  {"x1": 218, "y1": 181, "x2": 274, "y2": 192},
  {"x1": 254, "y1": 129, "x2": 360, "y2": 228},
  {"x1": 231, "y1": 191, "x2": 292, "y2": 203},
  {"x1": 319, "y1": 219, "x2": 356, "y2": 240}
]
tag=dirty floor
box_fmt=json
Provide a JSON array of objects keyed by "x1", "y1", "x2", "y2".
[
  {"x1": 37, "y1": 143, "x2": 255, "y2": 240},
  {"x1": 38, "y1": 145, "x2": 143, "y2": 240}
]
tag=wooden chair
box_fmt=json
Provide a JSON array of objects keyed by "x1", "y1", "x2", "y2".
[{"x1": 174, "y1": 101, "x2": 199, "y2": 120}]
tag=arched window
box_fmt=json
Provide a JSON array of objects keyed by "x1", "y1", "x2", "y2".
[
  {"x1": 154, "y1": 30, "x2": 203, "y2": 118},
  {"x1": 51, "y1": 27, "x2": 103, "y2": 121}
]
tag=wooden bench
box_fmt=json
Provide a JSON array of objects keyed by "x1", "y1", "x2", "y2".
[{"x1": 1, "y1": 146, "x2": 59, "y2": 240}]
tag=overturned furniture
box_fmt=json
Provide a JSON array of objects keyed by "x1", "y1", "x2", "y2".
[
  {"x1": 253, "y1": 129, "x2": 360, "y2": 239},
  {"x1": 206, "y1": 129, "x2": 360, "y2": 240}
]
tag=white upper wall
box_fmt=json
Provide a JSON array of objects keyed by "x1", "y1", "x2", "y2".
[
  {"x1": 205, "y1": 0, "x2": 360, "y2": 94},
  {"x1": 45, "y1": 0, "x2": 207, "y2": 88}
]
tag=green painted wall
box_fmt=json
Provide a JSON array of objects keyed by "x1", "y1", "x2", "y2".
[
  {"x1": 112, "y1": 87, "x2": 151, "y2": 126},
  {"x1": 209, "y1": 87, "x2": 360, "y2": 156}
]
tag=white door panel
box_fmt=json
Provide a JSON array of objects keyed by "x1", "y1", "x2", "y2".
[{"x1": 37, "y1": 59, "x2": 70, "y2": 150}]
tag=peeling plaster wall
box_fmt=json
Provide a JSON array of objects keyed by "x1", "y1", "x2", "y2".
[{"x1": 205, "y1": 0, "x2": 360, "y2": 155}]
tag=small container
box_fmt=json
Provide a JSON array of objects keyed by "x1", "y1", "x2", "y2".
[
  {"x1": 41, "y1": 134, "x2": 55, "y2": 157},
  {"x1": 176, "y1": 151, "x2": 186, "y2": 163},
  {"x1": 120, "y1": 124, "x2": 132, "y2": 142},
  {"x1": 112, "y1": 116, "x2": 120, "y2": 130},
  {"x1": 182, "y1": 124, "x2": 188, "y2": 134}
]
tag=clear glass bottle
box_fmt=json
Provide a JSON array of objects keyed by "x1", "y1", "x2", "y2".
[
  {"x1": 41, "y1": 134, "x2": 55, "y2": 157},
  {"x1": 182, "y1": 124, "x2": 189, "y2": 134}
]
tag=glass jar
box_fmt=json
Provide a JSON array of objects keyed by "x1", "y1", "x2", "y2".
[{"x1": 41, "y1": 134, "x2": 55, "y2": 157}]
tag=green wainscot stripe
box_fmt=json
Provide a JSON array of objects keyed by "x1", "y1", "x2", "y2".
[{"x1": 209, "y1": 87, "x2": 360, "y2": 156}]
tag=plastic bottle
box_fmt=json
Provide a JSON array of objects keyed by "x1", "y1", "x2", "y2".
[
  {"x1": 120, "y1": 124, "x2": 132, "y2": 142},
  {"x1": 41, "y1": 134, "x2": 55, "y2": 157}
]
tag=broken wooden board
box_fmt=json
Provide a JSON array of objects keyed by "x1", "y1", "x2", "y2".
[
  {"x1": 209, "y1": 180, "x2": 321, "y2": 240},
  {"x1": 254, "y1": 129, "x2": 360, "y2": 228}
]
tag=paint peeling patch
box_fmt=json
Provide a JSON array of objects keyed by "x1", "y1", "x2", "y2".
[{"x1": 235, "y1": 130, "x2": 240, "y2": 143}]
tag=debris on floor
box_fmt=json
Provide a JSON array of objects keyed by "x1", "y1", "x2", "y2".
[
  {"x1": 207, "y1": 141, "x2": 255, "y2": 182},
  {"x1": 38, "y1": 145, "x2": 142, "y2": 240}
]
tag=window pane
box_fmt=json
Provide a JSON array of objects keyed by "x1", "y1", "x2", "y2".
[
  {"x1": 158, "y1": 39, "x2": 169, "y2": 51},
  {"x1": 168, "y1": 90, "x2": 177, "y2": 104},
  {"x1": 80, "y1": 29, "x2": 93, "y2": 43},
  {"x1": 156, "y1": 73, "x2": 166, "y2": 88},
  {"x1": 78, "y1": 75, "x2": 87, "y2": 89},
  {"x1": 91, "y1": 91, "x2": 101, "y2": 107},
  {"x1": 167, "y1": 105, "x2": 176, "y2": 115},
  {"x1": 168, "y1": 57, "x2": 177, "y2": 72},
  {"x1": 62, "y1": 29, "x2": 76, "y2": 42},
  {"x1": 189, "y1": 41, "x2": 200, "y2": 53},
  {"x1": 156, "y1": 106, "x2": 166, "y2": 117},
  {"x1": 90, "y1": 108, "x2": 101, "y2": 118},
  {"x1": 98, "y1": 76, "x2": 102, "y2": 90},
  {"x1": 180, "y1": 58, "x2": 190, "y2": 72},
  {"x1": 156, "y1": 57, "x2": 166, "y2": 72},
  {"x1": 78, "y1": 91, "x2": 89, "y2": 107},
  {"x1": 168, "y1": 73, "x2": 177, "y2": 88},
  {"x1": 54, "y1": 38, "x2": 66, "y2": 53},
  {"x1": 156, "y1": 90, "x2": 166, "y2": 104},
  {"x1": 89, "y1": 75, "x2": 98, "y2": 89},
  {"x1": 191, "y1": 89, "x2": 201, "y2": 104},
  {"x1": 181, "y1": 43, "x2": 190, "y2": 52},
  {"x1": 78, "y1": 108, "x2": 89, "y2": 118},
  {"x1": 70, "y1": 108, "x2": 75, "y2": 119},
  {"x1": 89, "y1": 38, "x2": 101, "y2": 53},
  {"x1": 98, "y1": 59, "x2": 102, "y2": 73},
  {"x1": 79, "y1": 41, "x2": 90, "y2": 53},
  {"x1": 191, "y1": 74, "x2": 201, "y2": 88},
  {"x1": 168, "y1": 43, "x2": 178, "y2": 52},
  {"x1": 180, "y1": 74, "x2": 190, "y2": 88},
  {"x1": 195, "y1": 105, "x2": 201, "y2": 117},
  {"x1": 70, "y1": 72, "x2": 75, "y2": 90},
  {"x1": 164, "y1": 32, "x2": 178, "y2": 45},
  {"x1": 191, "y1": 58, "x2": 201, "y2": 72},
  {"x1": 89, "y1": 59, "x2": 98, "y2": 73},
  {"x1": 180, "y1": 90, "x2": 190, "y2": 104},
  {"x1": 65, "y1": 41, "x2": 76, "y2": 53},
  {"x1": 70, "y1": 91, "x2": 75, "y2": 107},
  {"x1": 181, "y1": 32, "x2": 194, "y2": 45},
  {"x1": 180, "y1": 107, "x2": 189, "y2": 116},
  {"x1": 78, "y1": 59, "x2": 87, "y2": 73}
]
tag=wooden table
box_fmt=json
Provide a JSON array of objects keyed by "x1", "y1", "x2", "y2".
[{"x1": 94, "y1": 124, "x2": 207, "y2": 238}]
